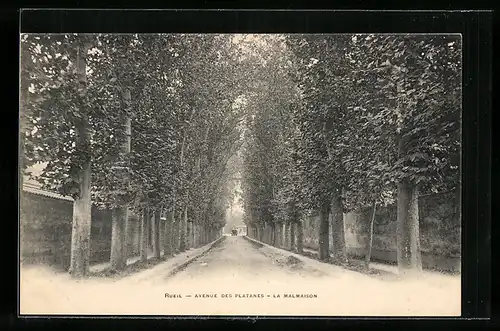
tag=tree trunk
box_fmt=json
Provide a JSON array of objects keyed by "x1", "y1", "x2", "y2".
[
  {"x1": 290, "y1": 222, "x2": 296, "y2": 251},
  {"x1": 271, "y1": 223, "x2": 276, "y2": 246},
  {"x1": 284, "y1": 222, "x2": 290, "y2": 250},
  {"x1": 110, "y1": 208, "x2": 127, "y2": 271},
  {"x1": 197, "y1": 223, "x2": 202, "y2": 247},
  {"x1": 172, "y1": 220, "x2": 180, "y2": 253},
  {"x1": 397, "y1": 180, "x2": 422, "y2": 274},
  {"x1": 19, "y1": 68, "x2": 30, "y2": 190},
  {"x1": 365, "y1": 201, "x2": 377, "y2": 267},
  {"x1": 197, "y1": 223, "x2": 201, "y2": 247},
  {"x1": 140, "y1": 208, "x2": 149, "y2": 261},
  {"x1": 169, "y1": 195, "x2": 177, "y2": 252},
  {"x1": 148, "y1": 214, "x2": 152, "y2": 249},
  {"x1": 173, "y1": 208, "x2": 179, "y2": 253},
  {"x1": 330, "y1": 192, "x2": 346, "y2": 263},
  {"x1": 192, "y1": 222, "x2": 196, "y2": 246},
  {"x1": 163, "y1": 211, "x2": 173, "y2": 257},
  {"x1": 192, "y1": 223, "x2": 196, "y2": 247},
  {"x1": 296, "y1": 221, "x2": 304, "y2": 253},
  {"x1": 268, "y1": 225, "x2": 271, "y2": 244},
  {"x1": 186, "y1": 221, "x2": 191, "y2": 249},
  {"x1": 69, "y1": 155, "x2": 91, "y2": 277},
  {"x1": 280, "y1": 223, "x2": 284, "y2": 247},
  {"x1": 69, "y1": 42, "x2": 92, "y2": 277},
  {"x1": 197, "y1": 225, "x2": 200, "y2": 245},
  {"x1": 152, "y1": 209, "x2": 161, "y2": 259},
  {"x1": 204, "y1": 225, "x2": 208, "y2": 244},
  {"x1": 169, "y1": 212, "x2": 175, "y2": 253},
  {"x1": 192, "y1": 223, "x2": 198, "y2": 248},
  {"x1": 179, "y1": 205, "x2": 187, "y2": 252},
  {"x1": 162, "y1": 212, "x2": 168, "y2": 257},
  {"x1": 187, "y1": 221, "x2": 193, "y2": 249},
  {"x1": 199, "y1": 224, "x2": 204, "y2": 245},
  {"x1": 124, "y1": 214, "x2": 130, "y2": 260},
  {"x1": 110, "y1": 87, "x2": 132, "y2": 271},
  {"x1": 175, "y1": 107, "x2": 195, "y2": 250},
  {"x1": 276, "y1": 222, "x2": 282, "y2": 247},
  {"x1": 319, "y1": 201, "x2": 330, "y2": 261}
]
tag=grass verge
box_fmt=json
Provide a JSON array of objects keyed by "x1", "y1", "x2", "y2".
[
  {"x1": 88, "y1": 255, "x2": 171, "y2": 280},
  {"x1": 88, "y1": 237, "x2": 226, "y2": 280}
]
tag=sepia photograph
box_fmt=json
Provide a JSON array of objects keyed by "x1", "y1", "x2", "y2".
[{"x1": 19, "y1": 33, "x2": 462, "y2": 316}]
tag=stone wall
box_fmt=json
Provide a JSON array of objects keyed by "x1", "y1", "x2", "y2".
[
  {"x1": 20, "y1": 189, "x2": 145, "y2": 270},
  {"x1": 302, "y1": 190, "x2": 461, "y2": 272}
]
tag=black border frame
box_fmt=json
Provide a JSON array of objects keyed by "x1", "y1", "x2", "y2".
[{"x1": 8, "y1": 8, "x2": 492, "y2": 327}]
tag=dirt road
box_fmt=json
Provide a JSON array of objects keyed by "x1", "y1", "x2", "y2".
[{"x1": 20, "y1": 236, "x2": 461, "y2": 316}]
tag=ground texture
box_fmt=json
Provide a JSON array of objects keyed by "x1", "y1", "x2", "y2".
[{"x1": 20, "y1": 236, "x2": 460, "y2": 316}]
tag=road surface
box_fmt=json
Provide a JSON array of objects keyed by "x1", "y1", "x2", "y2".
[{"x1": 20, "y1": 236, "x2": 461, "y2": 316}]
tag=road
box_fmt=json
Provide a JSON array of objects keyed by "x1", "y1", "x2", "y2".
[
  {"x1": 165, "y1": 235, "x2": 327, "y2": 285},
  {"x1": 20, "y1": 235, "x2": 461, "y2": 316}
]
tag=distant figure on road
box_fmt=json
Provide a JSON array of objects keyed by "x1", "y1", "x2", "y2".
[{"x1": 231, "y1": 228, "x2": 238, "y2": 236}]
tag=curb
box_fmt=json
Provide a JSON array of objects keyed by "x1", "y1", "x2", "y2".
[
  {"x1": 242, "y1": 235, "x2": 334, "y2": 272},
  {"x1": 243, "y1": 236, "x2": 404, "y2": 279},
  {"x1": 165, "y1": 236, "x2": 226, "y2": 279},
  {"x1": 243, "y1": 235, "x2": 306, "y2": 260}
]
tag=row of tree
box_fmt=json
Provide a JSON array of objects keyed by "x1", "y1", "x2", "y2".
[
  {"x1": 241, "y1": 34, "x2": 461, "y2": 273},
  {"x1": 21, "y1": 34, "x2": 246, "y2": 277}
]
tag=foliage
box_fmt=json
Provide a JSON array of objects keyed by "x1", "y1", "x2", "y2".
[
  {"x1": 22, "y1": 33, "x2": 461, "y2": 248},
  {"x1": 22, "y1": 33, "x2": 248, "y2": 232}
]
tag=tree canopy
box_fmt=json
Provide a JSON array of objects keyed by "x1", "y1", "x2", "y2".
[{"x1": 21, "y1": 33, "x2": 461, "y2": 274}]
